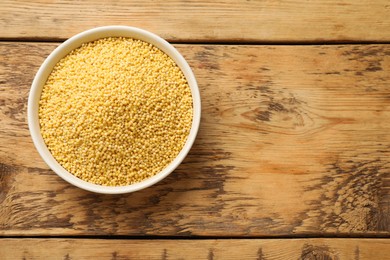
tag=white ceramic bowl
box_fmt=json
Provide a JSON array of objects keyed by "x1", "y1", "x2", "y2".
[{"x1": 28, "y1": 26, "x2": 201, "y2": 194}]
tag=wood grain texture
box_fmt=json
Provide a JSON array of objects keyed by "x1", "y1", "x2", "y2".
[
  {"x1": 0, "y1": 238, "x2": 390, "y2": 260},
  {"x1": 1, "y1": 1, "x2": 390, "y2": 42},
  {"x1": 1, "y1": 43, "x2": 390, "y2": 236}
]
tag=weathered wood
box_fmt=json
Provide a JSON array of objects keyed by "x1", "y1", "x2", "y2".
[
  {"x1": 1, "y1": 43, "x2": 390, "y2": 236},
  {"x1": 1, "y1": 1, "x2": 390, "y2": 42},
  {"x1": 0, "y1": 238, "x2": 389, "y2": 259}
]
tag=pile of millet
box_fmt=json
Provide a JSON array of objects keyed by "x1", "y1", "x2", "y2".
[{"x1": 39, "y1": 37, "x2": 193, "y2": 186}]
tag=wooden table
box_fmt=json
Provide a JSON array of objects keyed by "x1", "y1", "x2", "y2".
[{"x1": 1, "y1": 1, "x2": 390, "y2": 259}]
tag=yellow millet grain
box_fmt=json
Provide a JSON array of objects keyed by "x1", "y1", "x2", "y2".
[{"x1": 39, "y1": 37, "x2": 193, "y2": 186}]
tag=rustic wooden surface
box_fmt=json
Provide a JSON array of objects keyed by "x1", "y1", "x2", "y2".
[
  {"x1": 1, "y1": 0, "x2": 390, "y2": 42},
  {"x1": 1, "y1": 42, "x2": 390, "y2": 237},
  {"x1": 1, "y1": 238, "x2": 390, "y2": 260},
  {"x1": 1, "y1": 0, "x2": 390, "y2": 258}
]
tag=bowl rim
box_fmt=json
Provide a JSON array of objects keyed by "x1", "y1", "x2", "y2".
[{"x1": 28, "y1": 25, "x2": 201, "y2": 194}]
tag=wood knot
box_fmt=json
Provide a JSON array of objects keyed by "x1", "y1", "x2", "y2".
[
  {"x1": 241, "y1": 88, "x2": 311, "y2": 134},
  {"x1": 314, "y1": 158, "x2": 390, "y2": 232},
  {"x1": 301, "y1": 244, "x2": 338, "y2": 260}
]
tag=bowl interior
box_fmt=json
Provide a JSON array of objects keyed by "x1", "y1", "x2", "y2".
[{"x1": 28, "y1": 26, "x2": 201, "y2": 194}]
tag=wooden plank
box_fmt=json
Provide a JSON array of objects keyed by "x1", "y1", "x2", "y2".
[
  {"x1": 1, "y1": 1, "x2": 390, "y2": 42},
  {"x1": 0, "y1": 238, "x2": 389, "y2": 259},
  {"x1": 1, "y1": 43, "x2": 390, "y2": 236}
]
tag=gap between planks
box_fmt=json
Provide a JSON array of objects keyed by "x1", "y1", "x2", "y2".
[
  {"x1": 1, "y1": 235, "x2": 390, "y2": 240},
  {"x1": 3, "y1": 38, "x2": 390, "y2": 46}
]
